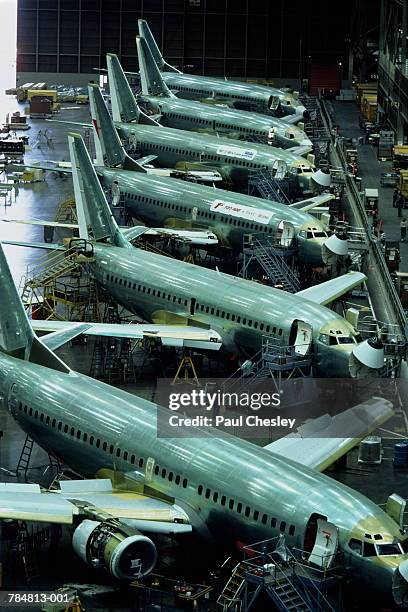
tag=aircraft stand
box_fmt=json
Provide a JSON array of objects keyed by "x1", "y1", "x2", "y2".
[
  {"x1": 240, "y1": 234, "x2": 300, "y2": 293},
  {"x1": 217, "y1": 536, "x2": 344, "y2": 612},
  {"x1": 222, "y1": 336, "x2": 312, "y2": 398},
  {"x1": 171, "y1": 354, "x2": 200, "y2": 386}
]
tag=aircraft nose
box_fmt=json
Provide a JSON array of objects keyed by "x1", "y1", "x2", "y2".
[
  {"x1": 352, "y1": 337, "x2": 384, "y2": 370},
  {"x1": 296, "y1": 105, "x2": 307, "y2": 117}
]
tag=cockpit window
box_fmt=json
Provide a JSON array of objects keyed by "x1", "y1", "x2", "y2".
[
  {"x1": 376, "y1": 543, "x2": 402, "y2": 556},
  {"x1": 363, "y1": 542, "x2": 376, "y2": 557},
  {"x1": 338, "y1": 337, "x2": 355, "y2": 344},
  {"x1": 349, "y1": 538, "x2": 362, "y2": 554},
  {"x1": 401, "y1": 540, "x2": 408, "y2": 553}
]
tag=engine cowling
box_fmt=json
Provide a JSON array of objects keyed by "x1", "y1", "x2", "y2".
[{"x1": 72, "y1": 520, "x2": 157, "y2": 580}]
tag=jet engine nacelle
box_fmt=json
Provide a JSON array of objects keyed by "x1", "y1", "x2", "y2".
[{"x1": 72, "y1": 519, "x2": 157, "y2": 580}]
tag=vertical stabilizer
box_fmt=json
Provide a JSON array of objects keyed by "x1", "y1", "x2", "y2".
[
  {"x1": 88, "y1": 84, "x2": 146, "y2": 173},
  {"x1": 0, "y1": 243, "x2": 70, "y2": 372},
  {"x1": 136, "y1": 35, "x2": 175, "y2": 98},
  {"x1": 0, "y1": 244, "x2": 34, "y2": 359},
  {"x1": 138, "y1": 19, "x2": 181, "y2": 73},
  {"x1": 106, "y1": 53, "x2": 160, "y2": 126},
  {"x1": 68, "y1": 132, "x2": 130, "y2": 249}
]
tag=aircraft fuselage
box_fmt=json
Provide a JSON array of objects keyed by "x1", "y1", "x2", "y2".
[
  {"x1": 0, "y1": 350, "x2": 405, "y2": 602},
  {"x1": 113, "y1": 122, "x2": 315, "y2": 192},
  {"x1": 139, "y1": 94, "x2": 309, "y2": 149}
]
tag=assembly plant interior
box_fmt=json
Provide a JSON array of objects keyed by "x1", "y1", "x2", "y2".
[{"x1": 2, "y1": 1, "x2": 408, "y2": 611}]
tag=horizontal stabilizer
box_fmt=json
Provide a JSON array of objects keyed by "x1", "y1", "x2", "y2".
[
  {"x1": 13, "y1": 162, "x2": 72, "y2": 174},
  {"x1": 263, "y1": 397, "x2": 394, "y2": 472},
  {"x1": 39, "y1": 323, "x2": 92, "y2": 351},
  {"x1": 46, "y1": 119, "x2": 92, "y2": 128},
  {"x1": 296, "y1": 271, "x2": 366, "y2": 305},
  {"x1": 1, "y1": 240, "x2": 63, "y2": 250},
  {"x1": 137, "y1": 154, "x2": 158, "y2": 166},
  {"x1": 1, "y1": 218, "x2": 77, "y2": 229}
]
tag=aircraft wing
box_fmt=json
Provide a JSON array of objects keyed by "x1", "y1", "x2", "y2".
[
  {"x1": 287, "y1": 144, "x2": 313, "y2": 156},
  {"x1": 33, "y1": 320, "x2": 222, "y2": 351},
  {"x1": 0, "y1": 479, "x2": 191, "y2": 534},
  {"x1": 288, "y1": 193, "x2": 335, "y2": 211},
  {"x1": 263, "y1": 397, "x2": 394, "y2": 472},
  {"x1": 296, "y1": 271, "x2": 366, "y2": 306},
  {"x1": 281, "y1": 113, "x2": 305, "y2": 125}
]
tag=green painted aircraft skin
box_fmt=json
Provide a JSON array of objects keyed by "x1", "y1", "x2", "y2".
[
  {"x1": 138, "y1": 94, "x2": 308, "y2": 148},
  {"x1": 72, "y1": 131, "x2": 362, "y2": 379},
  {"x1": 106, "y1": 53, "x2": 316, "y2": 192},
  {"x1": 98, "y1": 166, "x2": 328, "y2": 264},
  {"x1": 138, "y1": 19, "x2": 305, "y2": 118},
  {"x1": 0, "y1": 230, "x2": 405, "y2": 602},
  {"x1": 90, "y1": 82, "x2": 329, "y2": 265},
  {"x1": 135, "y1": 31, "x2": 308, "y2": 149},
  {"x1": 114, "y1": 121, "x2": 315, "y2": 191}
]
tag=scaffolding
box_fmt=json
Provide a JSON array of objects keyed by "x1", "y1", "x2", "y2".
[
  {"x1": 222, "y1": 336, "x2": 312, "y2": 398},
  {"x1": 217, "y1": 536, "x2": 343, "y2": 611},
  {"x1": 248, "y1": 169, "x2": 292, "y2": 203},
  {"x1": 19, "y1": 240, "x2": 100, "y2": 322},
  {"x1": 240, "y1": 234, "x2": 300, "y2": 292}
]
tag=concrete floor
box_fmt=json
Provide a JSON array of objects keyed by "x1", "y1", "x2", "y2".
[
  {"x1": 0, "y1": 95, "x2": 407, "y2": 610},
  {"x1": 332, "y1": 101, "x2": 408, "y2": 272}
]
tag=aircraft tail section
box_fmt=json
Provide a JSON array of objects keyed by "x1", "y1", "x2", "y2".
[
  {"x1": 88, "y1": 84, "x2": 146, "y2": 173},
  {"x1": 136, "y1": 35, "x2": 175, "y2": 98},
  {"x1": 0, "y1": 243, "x2": 70, "y2": 372},
  {"x1": 106, "y1": 53, "x2": 159, "y2": 126},
  {"x1": 138, "y1": 19, "x2": 181, "y2": 74},
  {"x1": 68, "y1": 132, "x2": 130, "y2": 249}
]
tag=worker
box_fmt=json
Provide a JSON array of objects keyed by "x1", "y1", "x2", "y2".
[
  {"x1": 398, "y1": 192, "x2": 404, "y2": 218},
  {"x1": 400, "y1": 217, "x2": 408, "y2": 242}
]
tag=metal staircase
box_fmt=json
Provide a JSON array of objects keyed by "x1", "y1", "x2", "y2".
[
  {"x1": 240, "y1": 235, "x2": 300, "y2": 293},
  {"x1": 217, "y1": 562, "x2": 246, "y2": 610},
  {"x1": 222, "y1": 336, "x2": 313, "y2": 396},
  {"x1": 19, "y1": 243, "x2": 99, "y2": 321},
  {"x1": 217, "y1": 537, "x2": 341, "y2": 612},
  {"x1": 248, "y1": 169, "x2": 291, "y2": 203}
]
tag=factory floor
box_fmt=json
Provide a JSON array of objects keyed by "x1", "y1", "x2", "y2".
[
  {"x1": 331, "y1": 100, "x2": 408, "y2": 271},
  {"x1": 0, "y1": 94, "x2": 406, "y2": 610}
]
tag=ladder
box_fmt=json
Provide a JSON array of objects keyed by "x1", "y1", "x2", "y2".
[
  {"x1": 241, "y1": 237, "x2": 300, "y2": 293},
  {"x1": 22, "y1": 550, "x2": 40, "y2": 582},
  {"x1": 16, "y1": 435, "x2": 34, "y2": 481},
  {"x1": 269, "y1": 571, "x2": 314, "y2": 611},
  {"x1": 217, "y1": 562, "x2": 246, "y2": 610},
  {"x1": 248, "y1": 169, "x2": 291, "y2": 203}
]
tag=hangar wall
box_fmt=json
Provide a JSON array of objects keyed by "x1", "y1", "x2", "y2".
[{"x1": 17, "y1": 0, "x2": 351, "y2": 87}]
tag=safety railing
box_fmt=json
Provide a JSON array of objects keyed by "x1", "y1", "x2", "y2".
[{"x1": 319, "y1": 97, "x2": 408, "y2": 341}]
